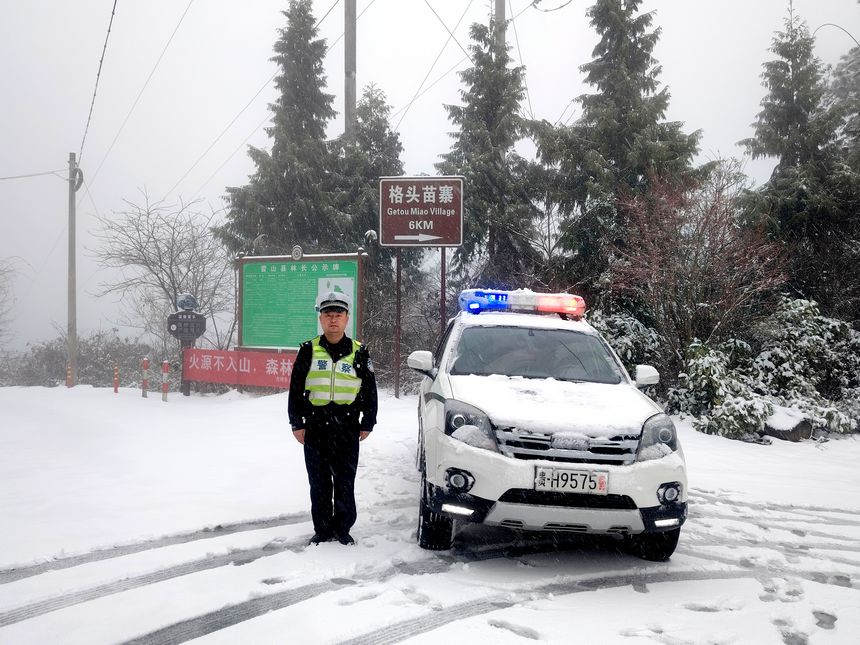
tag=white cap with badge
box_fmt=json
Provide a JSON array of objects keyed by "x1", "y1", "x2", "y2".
[{"x1": 316, "y1": 291, "x2": 351, "y2": 313}]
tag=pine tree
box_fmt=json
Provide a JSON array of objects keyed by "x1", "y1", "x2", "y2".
[
  {"x1": 332, "y1": 85, "x2": 404, "y2": 251},
  {"x1": 828, "y1": 45, "x2": 860, "y2": 169},
  {"x1": 740, "y1": 8, "x2": 840, "y2": 171},
  {"x1": 436, "y1": 20, "x2": 539, "y2": 289},
  {"x1": 741, "y1": 7, "x2": 860, "y2": 320},
  {"x1": 533, "y1": 0, "x2": 701, "y2": 304},
  {"x1": 216, "y1": 0, "x2": 342, "y2": 255},
  {"x1": 329, "y1": 85, "x2": 419, "y2": 373}
]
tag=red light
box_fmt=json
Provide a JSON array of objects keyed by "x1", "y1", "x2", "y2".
[{"x1": 536, "y1": 294, "x2": 586, "y2": 318}]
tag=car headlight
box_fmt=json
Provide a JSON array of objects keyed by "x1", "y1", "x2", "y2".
[
  {"x1": 636, "y1": 413, "x2": 678, "y2": 462},
  {"x1": 444, "y1": 400, "x2": 499, "y2": 452}
]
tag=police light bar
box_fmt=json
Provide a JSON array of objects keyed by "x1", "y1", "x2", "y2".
[{"x1": 458, "y1": 289, "x2": 586, "y2": 319}]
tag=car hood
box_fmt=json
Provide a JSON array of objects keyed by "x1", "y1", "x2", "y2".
[{"x1": 447, "y1": 374, "x2": 661, "y2": 437}]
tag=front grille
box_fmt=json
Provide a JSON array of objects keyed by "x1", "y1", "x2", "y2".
[
  {"x1": 495, "y1": 427, "x2": 639, "y2": 465},
  {"x1": 498, "y1": 489, "x2": 638, "y2": 509}
]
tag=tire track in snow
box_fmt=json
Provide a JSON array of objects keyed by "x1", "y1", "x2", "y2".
[
  {"x1": 120, "y1": 566, "x2": 743, "y2": 644},
  {"x1": 0, "y1": 502, "x2": 417, "y2": 627},
  {"x1": 676, "y1": 547, "x2": 858, "y2": 589},
  {"x1": 4, "y1": 484, "x2": 856, "y2": 637},
  {"x1": 118, "y1": 530, "x2": 860, "y2": 645},
  {"x1": 0, "y1": 539, "x2": 308, "y2": 628},
  {"x1": 120, "y1": 560, "x2": 452, "y2": 645},
  {"x1": 688, "y1": 489, "x2": 860, "y2": 522},
  {"x1": 122, "y1": 579, "x2": 346, "y2": 645},
  {"x1": 0, "y1": 513, "x2": 310, "y2": 585},
  {"x1": 0, "y1": 499, "x2": 416, "y2": 585},
  {"x1": 338, "y1": 567, "x2": 855, "y2": 645},
  {"x1": 687, "y1": 512, "x2": 860, "y2": 546}
]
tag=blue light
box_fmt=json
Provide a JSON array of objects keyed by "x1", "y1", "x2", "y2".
[{"x1": 458, "y1": 289, "x2": 511, "y2": 314}]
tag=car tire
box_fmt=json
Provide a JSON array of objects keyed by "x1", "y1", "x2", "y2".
[
  {"x1": 627, "y1": 528, "x2": 680, "y2": 562},
  {"x1": 417, "y1": 471, "x2": 454, "y2": 550}
]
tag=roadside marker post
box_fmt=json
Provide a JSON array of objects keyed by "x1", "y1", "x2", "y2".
[
  {"x1": 161, "y1": 361, "x2": 169, "y2": 402},
  {"x1": 142, "y1": 357, "x2": 149, "y2": 398}
]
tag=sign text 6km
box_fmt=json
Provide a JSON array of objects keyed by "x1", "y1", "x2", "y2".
[{"x1": 379, "y1": 176, "x2": 463, "y2": 247}]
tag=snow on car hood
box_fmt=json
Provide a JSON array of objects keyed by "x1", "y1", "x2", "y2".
[{"x1": 448, "y1": 374, "x2": 661, "y2": 437}]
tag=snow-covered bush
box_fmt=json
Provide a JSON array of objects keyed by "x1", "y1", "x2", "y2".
[
  {"x1": 694, "y1": 394, "x2": 774, "y2": 440},
  {"x1": 0, "y1": 331, "x2": 160, "y2": 389},
  {"x1": 747, "y1": 298, "x2": 858, "y2": 434},
  {"x1": 748, "y1": 298, "x2": 847, "y2": 398},
  {"x1": 587, "y1": 310, "x2": 661, "y2": 374},
  {"x1": 667, "y1": 339, "x2": 752, "y2": 417},
  {"x1": 674, "y1": 298, "x2": 859, "y2": 438}
]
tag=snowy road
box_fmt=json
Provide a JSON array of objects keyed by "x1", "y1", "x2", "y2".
[{"x1": 1, "y1": 386, "x2": 858, "y2": 643}]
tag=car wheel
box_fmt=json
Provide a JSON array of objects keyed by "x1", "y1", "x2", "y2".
[
  {"x1": 417, "y1": 470, "x2": 453, "y2": 550},
  {"x1": 627, "y1": 528, "x2": 680, "y2": 562}
]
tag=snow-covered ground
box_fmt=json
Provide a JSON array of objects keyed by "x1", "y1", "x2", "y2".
[{"x1": 1, "y1": 385, "x2": 858, "y2": 644}]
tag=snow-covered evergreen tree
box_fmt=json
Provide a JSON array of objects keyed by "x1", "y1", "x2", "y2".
[
  {"x1": 740, "y1": 8, "x2": 839, "y2": 170},
  {"x1": 828, "y1": 45, "x2": 860, "y2": 170},
  {"x1": 436, "y1": 20, "x2": 539, "y2": 288},
  {"x1": 329, "y1": 85, "x2": 421, "y2": 376},
  {"x1": 741, "y1": 7, "x2": 860, "y2": 321},
  {"x1": 533, "y1": 0, "x2": 701, "y2": 304},
  {"x1": 216, "y1": 0, "x2": 342, "y2": 255}
]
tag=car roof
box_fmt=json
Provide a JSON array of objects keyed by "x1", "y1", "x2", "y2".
[{"x1": 454, "y1": 310, "x2": 601, "y2": 335}]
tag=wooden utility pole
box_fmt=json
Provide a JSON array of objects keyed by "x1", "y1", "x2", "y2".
[
  {"x1": 67, "y1": 152, "x2": 78, "y2": 386},
  {"x1": 345, "y1": 0, "x2": 356, "y2": 138}
]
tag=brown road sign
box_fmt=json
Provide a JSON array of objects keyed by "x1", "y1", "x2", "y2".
[{"x1": 379, "y1": 176, "x2": 463, "y2": 247}]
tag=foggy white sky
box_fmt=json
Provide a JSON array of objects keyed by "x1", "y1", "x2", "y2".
[{"x1": 1, "y1": 0, "x2": 858, "y2": 350}]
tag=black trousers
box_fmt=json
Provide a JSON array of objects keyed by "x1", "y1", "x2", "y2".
[{"x1": 303, "y1": 425, "x2": 360, "y2": 537}]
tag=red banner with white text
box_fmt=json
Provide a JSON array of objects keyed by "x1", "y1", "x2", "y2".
[{"x1": 183, "y1": 348, "x2": 297, "y2": 389}]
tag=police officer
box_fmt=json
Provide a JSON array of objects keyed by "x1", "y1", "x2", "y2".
[{"x1": 288, "y1": 291, "x2": 377, "y2": 546}]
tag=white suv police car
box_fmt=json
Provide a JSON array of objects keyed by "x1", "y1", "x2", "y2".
[{"x1": 407, "y1": 289, "x2": 687, "y2": 561}]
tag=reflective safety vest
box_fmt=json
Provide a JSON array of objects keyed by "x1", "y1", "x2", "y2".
[{"x1": 306, "y1": 337, "x2": 363, "y2": 406}]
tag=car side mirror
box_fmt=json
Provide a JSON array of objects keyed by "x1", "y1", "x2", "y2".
[
  {"x1": 635, "y1": 364, "x2": 660, "y2": 387},
  {"x1": 407, "y1": 350, "x2": 436, "y2": 378}
]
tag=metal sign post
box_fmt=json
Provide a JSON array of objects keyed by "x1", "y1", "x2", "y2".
[{"x1": 379, "y1": 176, "x2": 464, "y2": 397}]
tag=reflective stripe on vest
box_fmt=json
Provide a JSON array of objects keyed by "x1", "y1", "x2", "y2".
[{"x1": 306, "y1": 337, "x2": 362, "y2": 406}]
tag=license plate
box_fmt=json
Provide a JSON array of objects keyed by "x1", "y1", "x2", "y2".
[{"x1": 535, "y1": 467, "x2": 608, "y2": 495}]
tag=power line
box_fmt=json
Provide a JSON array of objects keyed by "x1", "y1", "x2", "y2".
[
  {"x1": 423, "y1": 0, "x2": 474, "y2": 63},
  {"x1": 508, "y1": 0, "x2": 534, "y2": 120},
  {"x1": 532, "y1": 0, "x2": 574, "y2": 12},
  {"x1": 79, "y1": 0, "x2": 119, "y2": 164},
  {"x1": 189, "y1": 112, "x2": 270, "y2": 203},
  {"x1": 0, "y1": 169, "x2": 66, "y2": 181},
  {"x1": 189, "y1": 0, "x2": 385, "y2": 204},
  {"x1": 812, "y1": 23, "x2": 860, "y2": 48},
  {"x1": 89, "y1": 0, "x2": 196, "y2": 188},
  {"x1": 161, "y1": 0, "x2": 344, "y2": 202},
  {"x1": 554, "y1": 98, "x2": 576, "y2": 126},
  {"x1": 395, "y1": 0, "x2": 475, "y2": 132},
  {"x1": 160, "y1": 74, "x2": 274, "y2": 202},
  {"x1": 390, "y1": 56, "x2": 470, "y2": 121}
]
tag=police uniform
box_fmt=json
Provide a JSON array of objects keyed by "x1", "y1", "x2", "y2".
[{"x1": 288, "y1": 298, "x2": 377, "y2": 543}]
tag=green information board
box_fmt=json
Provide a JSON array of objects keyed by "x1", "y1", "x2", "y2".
[{"x1": 239, "y1": 255, "x2": 360, "y2": 348}]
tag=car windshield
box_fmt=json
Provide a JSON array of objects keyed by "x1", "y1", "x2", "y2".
[{"x1": 449, "y1": 325, "x2": 624, "y2": 384}]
